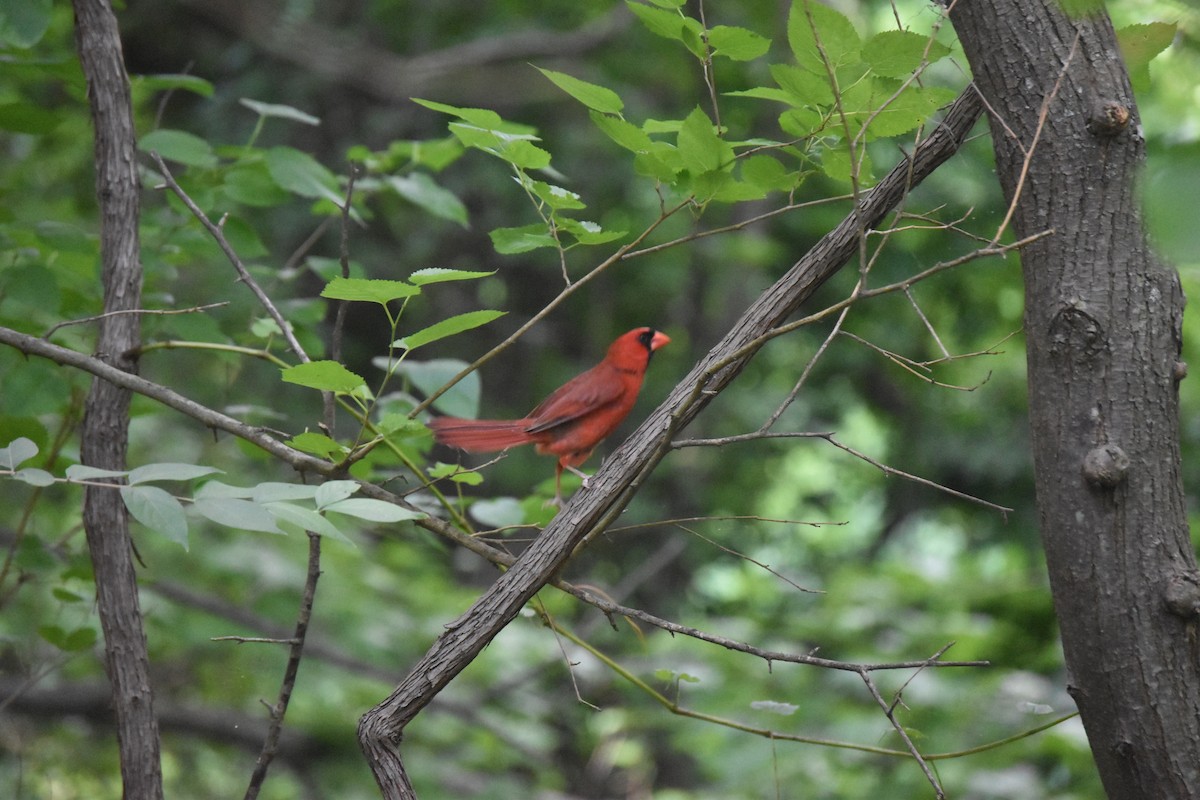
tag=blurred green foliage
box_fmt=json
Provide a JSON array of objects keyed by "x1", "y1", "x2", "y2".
[{"x1": 1, "y1": 0, "x2": 1197, "y2": 798}]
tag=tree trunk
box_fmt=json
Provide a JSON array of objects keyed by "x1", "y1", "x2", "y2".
[
  {"x1": 73, "y1": 1, "x2": 164, "y2": 797},
  {"x1": 951, "y1": 3, "x2": 1200, "y2": 797}
]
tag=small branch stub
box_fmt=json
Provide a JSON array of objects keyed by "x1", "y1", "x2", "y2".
[
  {"x1": 1163, "y1": 571, "x2": 1200, "y2": 620},
  {"x1": 1173, "y1": 360, "x2": 1188, "y2": 383},
  {"x1": 1086, "y1": 99, "x2": 1131, "y2": 137},
  {"x1": 1082, "y1": 443, "x2": 1129, "y2": 489}
]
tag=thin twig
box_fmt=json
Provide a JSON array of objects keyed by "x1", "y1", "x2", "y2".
[
  {"x1": 244, "y1": 531, "x2": 322, "y2": 800},
  {"x1": 42, "y1": 302, "x2": 228, "y2": 339},
  {"x1": 150, "y1": 153, "x2": 312, "y2": 364}
]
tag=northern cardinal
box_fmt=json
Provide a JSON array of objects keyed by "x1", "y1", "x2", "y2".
[{"x1": 428, "y1": 326, "x2": 671, "y2": 505}]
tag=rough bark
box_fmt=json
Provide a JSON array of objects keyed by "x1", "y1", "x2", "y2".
[
  {"x1": 72, "y1": 0, "x2": 163, "y2": 797},
  {"x1": 358, "y1": 87, "x2": 985, "y2": 798},
  {"x1": 951, "y1": 2, "x2": 1200, "y2": 798}
]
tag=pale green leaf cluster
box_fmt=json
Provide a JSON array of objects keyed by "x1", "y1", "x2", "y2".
[{"x1": 1, "y1": 438, "x2": 424, "y2": 550}]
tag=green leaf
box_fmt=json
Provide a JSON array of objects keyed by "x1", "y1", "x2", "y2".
[
  {"x1": 725, "y1": 87, "x2": 800, "y2": 105},
  {"x1": 222, "y1": 163, "x2": 292, "y2": 207},
  {"x1": 287, "y1": 432, "x2": 347, "y2": 458},
  {"x1": 387, "y1": 173, "x2": 469, "y2": 227},
  {"x1": 393, "y1": 358, "x2": 480, "y2": 418},
  {"x1": 413, "y1": 98, "x2": 506, "y2": 130},
  {"x1": 678, "y1": 107, "x2": 733, "y2": 173},
  {"x1": 741, "y1": 154, "x2": 796, "y2": 193},
  {"x1": 863, "y1": 31, "x2": 951, "y2": 78},
  {"x1": 557, "y1": 218, "x2": 627, "y2": 246},
  {"x1": 707, "y1": 25, "x2": 772, "y2": 61},
  {"x1": 589, "y1": 111, "x2": 654, "y2": 152},
  {"x1": 856, "y1": 83, "x2": 957, "y2": 140},
  {"x1": 121, "y1": 485, "x2": 189, "y2": 548},
  {"x1": 281, "y1": 361, "x2": 369, "y2": 395},
  {"x1": 13, "y1": 468, "x2": 55, "y2": 486},
  {"x1": 537, "y1": 67, "x2": 624, "y2": 114},
  {"x1": 251, "y1": 482, "x2": 321, "y2": 502},
  {"x1": 239, "y1": 98, "x2": 321, "y2": 126},
  {"x1": 139, "y1": 129, "x2": 218, "y2": 169},
  {"x1": 134, "y1": 73, "x2": 215, "y2": 98},
  {"x1": 517, "y1": 175, "x2": 587, "y2": 210},
  {"x1": 127, "y1": 463, "x2": 222, "y2": 485},
  {"x1": 321, "y1": 276, "x2": 421, "y2": 304},
  {"x1": 64, "y1": 464, "x2": 128, "y2": 482},
  {"x1": 770, "y1": 64, "x2": 836, "y2": 106},
  {"x1": 315, "y1": 480, "x2": 359, "y2": 509},
  {"x1": 787, "y1": 0, "x2": 860, "y2": 72},
  {"x1": 191, "y1": 497, "x2": 283, "y2": 534},
  {"x1": 265, "y1": 146, "x2": 344, "y2": 207},
  {"x1": 264, "y1": 502, "x2": 353, "y2": 542},
  {"x1": 408, "y1": 268, "x2": 495, "y2": 285},
  {"x1": 1117, "y1": 22, "x2": 1177, "y2": 93},
  {"x1": 396, "y1": 310, "x2": 506, "y2": 351},
  {"x1": 627, "y1": 2, "x2": 703, "y2": 44},
  {"x1": 490, "y1": 223, "x2": 559, "y2": 254},
  {"x1": 195, "y1": 480, "x2": 254, "y2": 499},
  {"x1": 0, "y1": 437, "x2": 38, "y2": 470},
  {"x1": 323, "y1": 498, "x2": 426, "y2": 522},
  {"x1": 0, "y1": 0, "x2": 53, "y2": 48}
]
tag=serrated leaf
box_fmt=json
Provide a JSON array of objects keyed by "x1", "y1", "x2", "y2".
[
  {"x1": 678, "y1": 107, "x2": 733, "y2": 173},
  {"x1": 13, "y1": 468, "x2": 55, "y2": 486},
  {"x1": 787, "y1": 0, "x2": 860, "y2": 72},
  {"x1": 315, "y1": 480, "x2": 359, "y2": 509},
  {"x1": 707, "y1": 25, "x2": 771, "y2": 61},
  {"x1": 490, "y1": 223, "x2": 559, "y2": 254},
  {"x1": 281, "y1": 361, "x2": 368, "y2": 394},
  {"x1": 121, "y1": 485, "x2": 189, "y2": 548},
  {"x1": 770, "y1": 63, "x2": 835, "y2": 106},
  {"x1": 264, "y1": 502, "x2": 352, "y2": 542},
  {"x1": 192, "y1": 497, "x2": 283, "y2": 534},
  {"x1": 0, "y1": 437, "x2": 38, "y2": 470},
  {"x1": 323, "y1": 497, "x2": 426, "y2": 522},
  {"x1": 537, "y1": 67, "x2": 624, "y2": 114},
  {"x1": 139, "y1": 129, "x2": 218, "y2": 168},
  {"x1": 589, "y1": 111, "x2": 655, "y2": 152},
  {"x1": 127, "y1": 463, "x2": 222, "y2": 485},
  {"x1": 626, "y1": 2, "x2": 702, "y2": 43},
  {"x1": 239, "y1": 98, "x2": 320, "y2": 126},
  {"x1": 1116, "y1": 22, "x2": 1176, "y2": 68},
  {"x1": 413, "y1": 98, "x2": 506, "y2": 130},
  {"x1": 388, "y1": 173, "x2": 468, "y2": 227},
  {"x1": 408, "y1": 268, "x2": 495, "y2": 285},
  {"x1": 265, "y1": 146, "x2": 344, "y2": 207},
  {"x1": 557, "y1": 218, "x2": 627, "y2": 245},
  {"x1": 863, "y1": 30, "x2": 950, "y2": 78},
  {"x1": 396, "y1": 310, "x2": 506, "y2": 351},
  {"x1": 321, "y1": 276, "x2": 421, "y2": 304},
  {"x1": 449, "y1": 470, "x2": 484, "y2": 485}
]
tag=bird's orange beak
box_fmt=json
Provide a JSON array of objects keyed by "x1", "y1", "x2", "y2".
[{"x1": 650, "y1": 331, "x2": 671, "y2": 351}]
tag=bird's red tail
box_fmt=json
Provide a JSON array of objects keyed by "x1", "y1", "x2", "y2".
[{"x1": 427, "y1": 417, "x2": 536, "y2": 452}]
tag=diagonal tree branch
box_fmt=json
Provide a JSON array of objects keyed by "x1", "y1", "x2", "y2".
[{"x1": 357, "y1": 84, "x2": 986, "y2": 798}]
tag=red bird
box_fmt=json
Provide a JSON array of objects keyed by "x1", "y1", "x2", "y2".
[{"x1": 428, "y1": 327, "x2": 671, "y2": 505}]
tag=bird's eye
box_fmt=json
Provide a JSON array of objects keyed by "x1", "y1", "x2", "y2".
[{"x1": 637, "y1": 328, "x2": 655, "y2": 349}]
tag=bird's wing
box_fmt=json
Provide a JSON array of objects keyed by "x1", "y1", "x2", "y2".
[{"x1": 525, "y1": 365, "x2": 625, "y2": 434}]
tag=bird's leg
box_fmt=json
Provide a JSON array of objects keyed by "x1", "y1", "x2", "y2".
[
  {"x1": 545, "y1": 462, "x2": 565, "y2": 509},
  {"x1": 564, "y1": 464, "x2": 591, "y2": 489}
]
